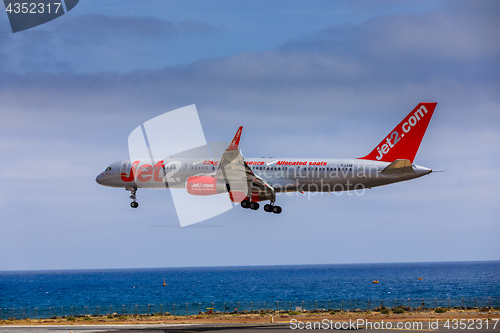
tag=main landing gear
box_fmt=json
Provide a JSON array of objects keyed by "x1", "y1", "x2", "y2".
[
  {"x1": 241, "y1": 200, "x2": 259, "y2": 210},
  {"x1": 127, "y1": 187, "x2": 139, "y2": 208},
  {"x1": 264, "y1": 204, "x2": 282, "y2": 214},
  {"x1": 241, "y1": 200, "x2": 282, "y2": 214}
]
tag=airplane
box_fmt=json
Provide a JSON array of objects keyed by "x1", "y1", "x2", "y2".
[{"x1": 96, "y1": 102, "x2": 438, "y2": 214}]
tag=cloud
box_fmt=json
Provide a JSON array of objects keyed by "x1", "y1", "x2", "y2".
[
  {"x1": 0, "y1": 14, "x2": 223, "y2": 73},
  {"x1": 282, "y1": 1, "x2": 500, "y2": 81},
  {"x1": 55, "y1": 14, "x2": 222, "y2": 40},
  {"x1": 1, "y1": 1, "x2": 499, "y2": 269}
]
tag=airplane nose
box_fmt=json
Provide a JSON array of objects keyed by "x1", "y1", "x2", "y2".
[{"x1": 96, "y1": 174, "x2": 103, "y2": 185}]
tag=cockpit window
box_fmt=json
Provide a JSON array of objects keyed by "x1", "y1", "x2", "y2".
[{"x1": 105, "y1": 166, "x2": 112, "y2": 171}]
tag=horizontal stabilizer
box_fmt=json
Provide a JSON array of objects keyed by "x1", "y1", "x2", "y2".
[{"x1": 380, "y1": 159, "x2": 413, "y2": 175}]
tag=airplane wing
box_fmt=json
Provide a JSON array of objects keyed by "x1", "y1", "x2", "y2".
[{"x1": 215, "y1": 126, "x2": 276, "y2": 204}]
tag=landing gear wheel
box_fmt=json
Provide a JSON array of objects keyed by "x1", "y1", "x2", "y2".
[
  {"x1": 241, "y1": 200, "x2": 250, "y2": 209},
  {"x1": 249, "y1": 202, "x2": 260, "y2": 210},
  {"x1": 272, "y1": 206, "x2": 282, "y2": 214},
  {"x1": 127, "y1": 187, "x2": 138, "y2": 209},
  {"x1": 264, "y1": 204, "x2": 273, "y2": 212}
]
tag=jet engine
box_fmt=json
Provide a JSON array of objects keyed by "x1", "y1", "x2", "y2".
[{"x1": 186, "y1": 176, "x2": 228, "y2": 196}]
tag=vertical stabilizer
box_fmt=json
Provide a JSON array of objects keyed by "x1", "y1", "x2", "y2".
[{"x1": 359, "y1": 102, "x2": 437, "y2": 163}]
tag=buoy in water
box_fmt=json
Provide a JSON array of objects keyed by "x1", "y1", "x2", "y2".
[
  {"x1": 163, "y1": 278, "x2": 167, "y2": 286},
  {"x1": 373, "y1": 280, "x2": 379, "y2": 283},
  {"x1": 418, "y1": 277, "x2": 423, "y2": 280}
]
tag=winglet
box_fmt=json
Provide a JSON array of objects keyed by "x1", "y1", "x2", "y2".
[{"x1": 227, "y1": 126, "x2": 243, "y2": 151}]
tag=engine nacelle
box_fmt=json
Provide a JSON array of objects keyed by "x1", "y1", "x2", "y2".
[{"x1": 186, "y1": 176, "x2": 228, "y2": 196}]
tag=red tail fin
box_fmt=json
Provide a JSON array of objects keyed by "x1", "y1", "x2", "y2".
[{"x1": 359, "y1": 102, "x2": 437, "y2": 163}]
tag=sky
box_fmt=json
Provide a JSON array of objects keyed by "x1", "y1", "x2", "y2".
[{"x1": 0, "y1": 0, "x2": 499, "y2": 271}]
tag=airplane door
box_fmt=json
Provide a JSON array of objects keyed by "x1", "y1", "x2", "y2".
[
  {"x1": 120, "y1": 161, "x2": 129, "y2": 174},
  {"x1": 357, "y1": 162, "x2": 366, "y2": 178},
  {"x1": 181, "y1": 160, "x2": 190, "y2": 177}
]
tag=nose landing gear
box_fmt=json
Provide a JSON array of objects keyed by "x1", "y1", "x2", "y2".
[{"x1": 127, "y1": 187, "x2": 139, "y2": 208}]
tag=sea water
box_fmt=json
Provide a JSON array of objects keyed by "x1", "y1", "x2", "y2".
[{"x1": 0, "y1": 261, "x2": 498, "y2": 314}]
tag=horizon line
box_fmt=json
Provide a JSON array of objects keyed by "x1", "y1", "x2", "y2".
[{"x1": 1, "y1": 259, "x2": 499, "y2": 274}]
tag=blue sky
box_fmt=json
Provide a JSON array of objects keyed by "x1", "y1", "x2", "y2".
[{"x1": 0, "y1": 0, "x2": 499, "y2": 270}]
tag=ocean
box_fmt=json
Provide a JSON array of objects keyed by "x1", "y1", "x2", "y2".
[{"x1": 0, "y1": 261, "x2": 499, "y2": 318}]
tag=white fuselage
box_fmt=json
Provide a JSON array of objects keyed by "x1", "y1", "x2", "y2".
[{"x1": 96, "y1": 157, "x2": 432, "y2": 192}]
